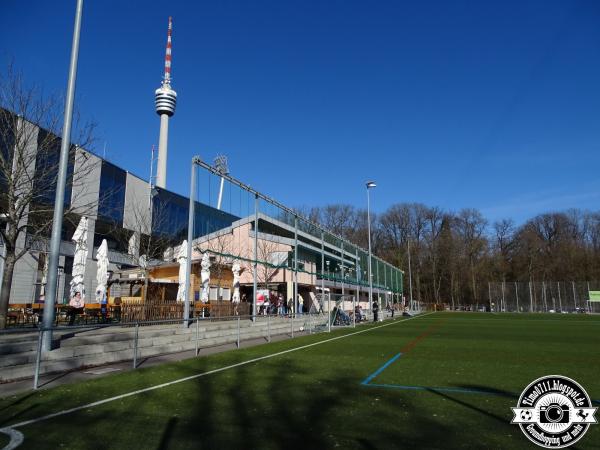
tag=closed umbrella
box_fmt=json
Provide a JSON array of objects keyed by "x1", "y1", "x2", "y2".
[
  {"x1": 176, "y1": 240, "x2": 188, "y2": 302},
  {"x1": 40, "y1": 254, "x2": 49, "y2": 300},
  {"x1": 70, "y1": 216, "x2": 88, "y2": 301},
  {"x1": 200, "y1": 253, "x2": 211, "y2": 303},
  {"x1": 95, "y1": 239, "x2": 109, "y2": 303}
]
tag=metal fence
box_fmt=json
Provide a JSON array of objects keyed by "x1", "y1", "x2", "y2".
[
  {"x1": 487, "y1": 281, "x2": 600, "y2": 313},
  {"x1": 185, "y1": 156, "x2": 404, "y2": 320},
  {"x1": 1, "y1": 307, "x2": 407, "y2": 391}
]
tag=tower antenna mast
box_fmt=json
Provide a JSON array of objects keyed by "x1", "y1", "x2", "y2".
[{"x1": 154, "y1": 16, "x2": 177, "y2": 189}]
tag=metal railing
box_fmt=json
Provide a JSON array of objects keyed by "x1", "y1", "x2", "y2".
[
  {"x1": 0, "y1": 308, "x2": 404, "y2": 391},
  {"x1": 18, "y1": 312, "x2": 330, "y2": 389}
]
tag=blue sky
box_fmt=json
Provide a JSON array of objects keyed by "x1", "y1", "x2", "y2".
[{"x1": 2, "y1": 0, "x2": 600, "y2": 224}]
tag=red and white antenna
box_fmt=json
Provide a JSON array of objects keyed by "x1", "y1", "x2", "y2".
[
  {"x1": 163, "y1": 16, "x2": 173, "y2": 83},
  {"x1": 155, "y1": 16, "x2": 177, "y2": 189}
]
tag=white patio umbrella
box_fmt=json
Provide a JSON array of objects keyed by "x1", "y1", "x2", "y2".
[
  {"x1": 200, "y1": 252, "x2": 211, "y2": 303},
  {"x1": 40, "y1": 254, "x2": 49, "y2": 299},
  {"x1": 69, "y1": 216, "x2": 88, "y2": 301},
  {"x1": 128, "y1": 232, "x2": 139, "y2": 259},
  {"x1": 176, "y1": 240, "x2": 188, "y2": 302},
  {"x1": 95, "y1": 239, "x2": 109, "y2": 303}
]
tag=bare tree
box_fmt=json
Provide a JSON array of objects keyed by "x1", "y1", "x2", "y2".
[
  {"x1": 454, "y1": 208, "x2": 488, "y2": 303},
  {"x1": 249, "y1": 237, "x2": 282, "y2": 292},
  {"x1": 116, "y1": 191, "x2": 182, "y2": 302},
  {"x1": 0, "y1": 65, "x2": 96, "y2": 328}
]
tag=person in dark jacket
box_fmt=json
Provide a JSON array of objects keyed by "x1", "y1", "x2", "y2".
[{"x1": 373, "y1": 300, "x2": 379, "y2": 322}]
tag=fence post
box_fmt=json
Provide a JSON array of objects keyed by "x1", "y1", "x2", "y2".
[
  {"x1": 328, "y1": 294, "x2": 331, "y2": 333},
  {"x1": 267, "y1": 313, "x2": 271, "y2": 342},
  {"x1": 195, "y1": 317, "x2": 200, "y2": 356},
  {"x1": 587, "y1": 281, "x2": 591, "y2": 313},
  {"x1": 542, "y1": 281, "x2": 547, "y2": 312},
  {"x1": 33, "y1": 328, "x2": 44, "y2": 390},
  {"x1": 529, "y1": 281, "x2": 533, "y2": 313},
  {"x1": 237, "y1": 316, "x2": 240, "y2": 348},
  {"x1": 557, "y1": 282, "x2": 562, "y2": 312},
  {"x1": 133, "y1": 322, "x2": 139, "y2": 369}
]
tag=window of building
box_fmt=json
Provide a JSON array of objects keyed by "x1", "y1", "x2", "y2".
[
  {"x1": 152, "y1": 188, "x2": 239, "y2": 245},
  {"x1": 0, "y1": 110, "x2": 15, "y2": 199},
  {"x1": 209, "y1": 286, "x2": 218, "y2": 301},
  {"x1": 33, "y1": 129, "x2": 74, "y2": 207},
  {"x1": 220, "y1": 287, "x2": 231, "y2": 301},
  {"x1": 98, "y1": 161, "x2": 127, "y2": 225}
]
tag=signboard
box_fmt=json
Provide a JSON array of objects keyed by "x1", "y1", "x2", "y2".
[{"x1": 588, "y1": 291, "x2": 600, "y2": 302}]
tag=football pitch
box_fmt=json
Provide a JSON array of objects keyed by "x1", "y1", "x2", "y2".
[{"x1": 1, "y1": 312, "x2": 599, "y2": 449}]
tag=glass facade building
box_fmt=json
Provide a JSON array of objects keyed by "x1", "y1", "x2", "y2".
[
  {"x1": 97, "y1": 161, "x2": 127, "y2": 226},
  {"x1": 152, "y1": 188, "x2": 239, "y2": 245},
  {"x1": 33, "y1": 129, "x2": 75, "y2": 208}
]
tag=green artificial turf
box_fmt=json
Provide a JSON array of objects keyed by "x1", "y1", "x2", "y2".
[{"x1": 1, "y1": 312, "x2": 599, "y2": 449}]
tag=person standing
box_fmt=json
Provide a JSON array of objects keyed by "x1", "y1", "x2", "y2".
[
  {"x1": 68, "y1": 291, "x2": 84, "y2": 325},
  {"x1": 373, "y1": 299, "x2": 379, "y2": 322},
  {"x1": 297, "y1": 294, "x2": 304, "y2": 315}
]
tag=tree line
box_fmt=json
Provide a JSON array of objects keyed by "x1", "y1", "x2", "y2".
[{"x1": 301, "y1": 204, "x2": 600, "y2": 305}]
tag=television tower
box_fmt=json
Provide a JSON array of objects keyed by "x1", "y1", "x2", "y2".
[{"x1": 155, "y1": 16, "x2": 177, "y2": 189}]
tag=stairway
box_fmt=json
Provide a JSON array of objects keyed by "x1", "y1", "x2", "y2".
[{"x1": 0, "y1": 316, "x2": 321, "y2": 382}]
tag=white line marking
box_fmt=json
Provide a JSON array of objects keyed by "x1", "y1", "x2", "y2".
[
  {"x1": 0, "y1": 428, "x2": 24, "y2": 450},
  {"x1": 7, "y1": 312, "x2": 436, "y2": 431}
]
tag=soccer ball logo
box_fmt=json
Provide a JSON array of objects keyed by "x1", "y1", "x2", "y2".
[{"x1": 520, "y1": 410, "x2": 532, "y2": 421}]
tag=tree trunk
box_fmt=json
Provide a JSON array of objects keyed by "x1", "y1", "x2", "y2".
[{"x1": 0, "y1": 253, "x2": 16, "y2": 329}]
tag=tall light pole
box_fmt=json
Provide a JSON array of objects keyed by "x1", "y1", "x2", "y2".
[
  {"x1": 366, "y1": 181, "x2": 376, "y2": 313},
  {"x1": 407, "y1": 239, "x2": 413, "y2": 312},
  {"x1": 42, "y1": 0, "x2": 84, "y2": 351}
]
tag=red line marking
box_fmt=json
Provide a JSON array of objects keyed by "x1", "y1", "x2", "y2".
[{"x1": 399, "y1": 319, "x2": 447, "y2": 354}]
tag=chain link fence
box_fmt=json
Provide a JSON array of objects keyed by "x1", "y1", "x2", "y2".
[{"x1": 486, "y1": 281, "x2": 600, "y2": 313}]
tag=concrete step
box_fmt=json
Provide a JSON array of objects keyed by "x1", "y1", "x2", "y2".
[
  {"x1": 0, "y1": 340, "x2": 39, "y2": 355},
  {"x1": 0, "y1": 316, "x2": 325, "y2": 382}
]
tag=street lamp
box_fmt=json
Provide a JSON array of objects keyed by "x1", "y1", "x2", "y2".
[{"x1": 366, "y1": 181, "x2": 376, "y2": 314}]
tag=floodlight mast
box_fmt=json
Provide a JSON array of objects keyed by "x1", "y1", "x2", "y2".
[
  {"x1": 214, "y1": 155, "x2": 229, "y2": 210},
  {"x1": 42, "y1": 0, "x2": 84, "y2": 352},
  {"x1": 366, "y1": 181, "x2": 376, "y2": 316}
]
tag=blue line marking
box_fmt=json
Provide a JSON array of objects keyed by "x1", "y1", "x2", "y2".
[
  {"x1": 361, "y1": 353, "x2": 403, "y2": 385},
  {"x1": 360, "y1": 352, "x2": 600, "y2": 404}
]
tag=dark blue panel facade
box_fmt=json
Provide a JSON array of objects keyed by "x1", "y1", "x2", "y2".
[
  {"x1": 98, "y1": 161, "x2": 126, "y2": 225},
  {"x1": 33, "y1": 129, "x2": 74, "y2": 207},
  {"x1": 152, "y1": 188, "x2": 239, "y2": 244},
  {"x1": 0, "y1": 111, "x2": 15, "y2": 195}
]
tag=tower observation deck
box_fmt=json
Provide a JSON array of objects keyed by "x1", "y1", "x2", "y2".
[{"x1": 155, "y1": 16, "x2": 176, "y2": 189}]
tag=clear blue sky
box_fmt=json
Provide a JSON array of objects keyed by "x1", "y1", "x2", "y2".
[{"x1": 2, "y1": 0, "x2": 600, "y2": 224}]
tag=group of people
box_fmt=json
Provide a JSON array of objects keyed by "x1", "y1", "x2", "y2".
[
  {"x1": 354, "y1": 305, "x2": 367, "y2": 322},
  {"x1": 258, "y1": 294, "x2": 305, "y2": 316}
]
